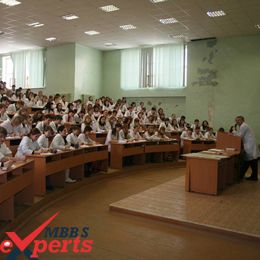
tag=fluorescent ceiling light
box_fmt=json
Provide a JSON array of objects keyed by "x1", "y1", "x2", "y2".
[
  {"x1": 159, "y1": 17, "x2": 178, "y2": 24},
  {"x1": 84, "y1": 30, "x2": 100, "y2": 35},
  {"x1": 207, "y1": 10, "x2": 226, "y2": 17},
  {"x1": 255, "y1": 24, "x2": 260, "y2": 29},
  {"x1": 62, "y1": 14, "x2": 79, "y2": 20},
  {"x1": 46, "y1": 37, "x2": 56, "y2": 42},
  {"x1": 150, "y1": 0, "x2": 167, "y2": 3},
  {"x1": 0, "y1": 0, "x2": 21, "y2": 7},
  {"x1": 169, "y1": 34, "x2": 184, "y2": 38},
  {"x1": 104, "y1": 42, "x2": 116, "y2": 46},
  {"x1": 100, "y1": 5, "x2": 119, "y2": 12},
  {"x1": 26, "y1": 22, "x2": 44, "y2": 28},
  {"x1": 119, "y1": 24, "x2": 137, "y2": 30}
]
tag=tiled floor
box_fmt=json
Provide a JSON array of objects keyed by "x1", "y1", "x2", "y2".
[
  {"x1": 110, "y1": 175, "x2": 260, "y2": 239},
  {"x1": 4, "y1": 165, "x2": 260, "y2": 259}
]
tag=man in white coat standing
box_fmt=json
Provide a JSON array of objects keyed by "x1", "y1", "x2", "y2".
[{"x1": 235, "y1": 116, "x2": 259, "y2": 181}]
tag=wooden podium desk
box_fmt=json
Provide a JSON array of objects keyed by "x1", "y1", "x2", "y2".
[
  {"x1": 27, "y1": 145, "x2": 108, "y2": 196},
  {"x1": 110, "y1": 141, "x2": 146, "y2": 169},
  {"x1": 183, "y1": 139, "x2": 216, "y2": 154},
  {"x1": 0, "y1": 160, "x2": 34, "y2": 221},
  {"x1": 5, "y1": 137, "x2": 22, "y2": 156},
  {"x1": 89, "y1": 132, "x2": 108, "y2": 144},
  {"x1": 145, "y1": 140, "x2": 180, "y2": 163},
  {"x1": 184, "y1": 152, "x2": 238, "y2": 195}
]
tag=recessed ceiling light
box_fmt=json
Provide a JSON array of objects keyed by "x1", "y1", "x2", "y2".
[
  {"x1": 255, "y1": 24, "x2": 260, "y2": 29},
  {"x1": 26, "y1": 22, "x2": 44, "y2": 28},
  {"x1": 104, "y1": 42, "x2": 116, "y2": 46},
  {"x1": 0, "y1": 0, "x2": 21, "y2": 7},
  {"x1": 62, "y1": 14, "x2": 79, "y2": 20},
  {"x1": 150, "y1": 0, "x2": 167, "y2": 3},
  {"x1": 100, "y1": 5, "x2": 119, "y2": 12},
  {"x1": 46, "y1": 37, "x2": 56, "y2": 42},
  {"x1": 169, "y1": 34, "x2": 184, "y2": 38},
  {"x1": 119, "y1": 24, "x2": 137, "y2": 30},
  {"x1": 207, "y1": 10, "x2": 226, "y2": 17},
  {"x1": 84, "y1": 30, "x2": 100, "y2": 35},
  {"x1": 159, "y1": 17, "x2": 178, "y2": 24}
]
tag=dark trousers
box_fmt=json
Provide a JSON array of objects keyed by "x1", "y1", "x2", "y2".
[{"x1": 240, "y1": 159, "x2": 258, "y2": 180}]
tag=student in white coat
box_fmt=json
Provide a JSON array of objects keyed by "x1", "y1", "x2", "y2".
[
  {"x1": 66, "y1": 125, "x2": 80, "y2": 147},
  {"x1": 15, "y1": 128, "x2": 41, "y2": 157},
  {"x1": 235, "y1": 116, "x2": 259, "y2": 181},
  {"x1": 0, "y1": 126, "x2": 13, "y2": 164},
  {"x1": 50, "y1": 125, "x2": 76, "y2": 183},
  {"x1": 78, "y1": 126, "x2": 96, "y2": 145},
  {"x1": 37, "y1": 126, "x2": 53, "y2": 149},
  {"x1": 0, "y1": 116, "x2": 23, "y2": 136}
]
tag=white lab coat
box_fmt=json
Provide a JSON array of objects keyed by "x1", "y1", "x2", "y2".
[
  {"x1": 0, "y1": 143, "x2": 12, "y2": 161},
  {"x1": 15, "y1": 136, "x2": 40, "y2": 157},
  {"x1": 66, "y1": 133, "x2": 79, "y2": 146},
  {"x1": 236, "y1": 122, "x2": 259, "y2": 160},
  {"x1": 50, "y1": 134, "x2": 66, "y2": 150},
  {"x1": 37, "y1": 134, "x2": 49, "y2": 148},
  {"x1": 78, "y1": 133, "x2": 95, "y2": 145}
]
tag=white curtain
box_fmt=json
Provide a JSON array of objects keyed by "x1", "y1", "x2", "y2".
[
  {"x1": 11, "y1": 51, "x2": 26, "y2": 88},
  {"x1": 120, "y1": 48, "x2": 141, "y2": 90},
  {"x1": 26, "y1": 49, "x2": 44, "y2": 88},
  {"x1": 11, "y1": 49, "x2": 44, "y2": 88},
  {"x1": 152, "y1": 44, "x2": 184, "y2": 88}
]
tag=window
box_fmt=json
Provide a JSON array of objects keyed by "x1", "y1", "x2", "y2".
[
  {"x1": 121, "y1": 43, "x2": 186, "y2": 90},
  {"x1": 11, "y1": 49, "x2": 44, "y2": 89},
  {"x1": 2, "y1": 56, "x2": 14, "y2": 88}
]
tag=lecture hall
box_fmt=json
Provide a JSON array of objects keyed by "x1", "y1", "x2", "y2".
[{"x1": 0, "y1": 0, "x2": 259, "y2": 259}]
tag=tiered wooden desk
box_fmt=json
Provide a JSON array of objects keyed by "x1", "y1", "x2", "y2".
[
  {"x1": 0, "y1": 160, "x2": 34, "y2": 221},
  {"x1": 183, "y1": 132, "x2": 241, "y2": 195},
  {"x1": 27, "y1": 145, "x2": 108, "y2": 196},
  {"x1": 6, "y1": 137, "x2": 22, "y2": 156},
  {"x1": 145, "y1": 140, "x2": 180, "y2": 163},
  {"x1": 89, "y1": 132, "x2": 108, "y2": 144},
  {"x1": 110, "y1": 140, "x2": 180, "y2": 169},
  {"x1": 183, "y1": 139, "x2": 216, "y2": 154},
  {"x1": 110, "y1": 141, "x2": 146, "y2": 169}
]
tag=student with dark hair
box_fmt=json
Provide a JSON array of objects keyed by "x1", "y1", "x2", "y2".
[
  {"x1": 0, "y1": 126, "x2": 13, "y2": 163},
  {"x1": 78, "y1": 126, "x2": 96, "y2": 145},
  {"x1": 15, "y1": 128, "x2": 41, "y2": 157},
  {"x1": 50, "y1": 125, "x2": 76, "y2": 183},
  {"x1": 38, "y1": 126, "x2": 53, "y2": 149},
  {"x1": 66, "y1": 125, "x2": 80, "y2": 147}
]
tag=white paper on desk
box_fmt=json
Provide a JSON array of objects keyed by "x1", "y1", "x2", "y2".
[{"x1": 40, "y1": 152, "x2": 53, "y2": 156}]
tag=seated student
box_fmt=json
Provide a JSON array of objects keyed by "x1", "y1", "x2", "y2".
[
  {"x1": 20, "y1": 117, "x2": 32, "y2": 136},
  {"x1": 0, "y1": 126, "x2": 13, "y2": 163},
  {"x1": 43, "y1": 101, "x2": 55, "y2": 114},
  {"x1": 118, "y1": 124, "x2": 132, "y2": 142},
  {"x1": 60, "y1": 95, "x2": 68, "y2": 110},
  {"x1": 62, "y1": 110, "x2": 76, "y2": 124},
  {"x1": 0, "y1": 116, "x2": 23, "y2": 136},
  {"x1": 105, "y1": 123, "x2": 122, "y2": 152},
  {"x1": 157, "y1": 126, "x2": 170, "y2": 140},
  {"x1": 36, "y1": 114, "x2": 51, "y2": 133},
  {"x1": 159, "y1": 118, "x2": 174, "y2": 132},
  {"x1": 96, "y1": 116, "x2": 109, "y2": 133},
  {"x1": 36, "y1": 95, "x2": 48, "y2": 107},
  {"x1": 180, "y1": 127, "x2": 193, "y2": 147},
  {"x1": 66, "y1": 125, "x2": 80, "y2": 147},
  {"x1": 78, "y1": 126, "x2": 96, "y2": 145},
  {"x1": 191, "y1": 119, "x2": 200, "y2": 130},
  {"x1": 38, "y1": 126, "x2": 53, "y2": 149},
  {"x1": 143, "y1": 125, "x2": 160, "y2": 141},
  {"x1": 192, "y1": 126, "x2": 204, "y2": 140},
  {"x1": 229, "y1": 125, "x2": 236, "y2": 134},
  {"x1": 204, "y1": 127, "x2": 216, "y2": 140},
  {"x1": 201, "y1": 120, "x2": 209, "y2": 134},
  {"x1": 54, "y1": 103, "x2": 64, "y2": 115},
  {"x1": 171, "y1": 118, "x2": 180, "y2": 132},
  {"x1": 15, "y1": 128, "x2": 41, "y2": 157},
  {"x1": 81, "y1": 115, "x2": 97, "y2": 133},
  {"x1": 0, "y1": 104, "x2": 10, "y2": 122},
  {"x1": 50, "y1": 125, "x2": 76, "y2": 183},
  {"x1": 7, "y1": 100, "x2": 24, "y2": 115},
  {"x1": 49, "y1": 115, "x2": 62, "y2": 134},
  {"x1": 130, "y1": 125, "x2": 143, "y2": 141}
]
